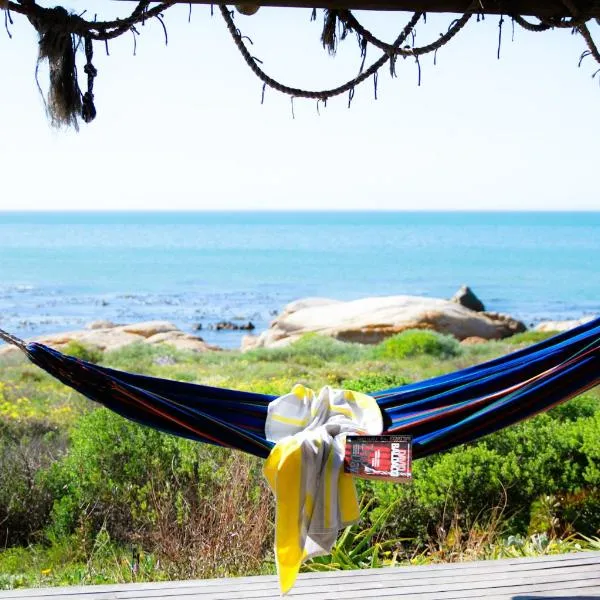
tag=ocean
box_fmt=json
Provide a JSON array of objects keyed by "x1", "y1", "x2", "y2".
[{"x1": 0, "y1": 211, "x2": 599, "y2": 349}]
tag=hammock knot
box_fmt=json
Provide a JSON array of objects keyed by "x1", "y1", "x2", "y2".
[{"x1": 81, "y1": 36, "x2": 97, "y2": 123}]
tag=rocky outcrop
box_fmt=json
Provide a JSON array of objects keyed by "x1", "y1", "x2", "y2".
[
  {"x1": 210, "y1": 320, "x2": 255, "y2": 331},
  {"x1": 534, "y1": 316, "x2": 596, "y2": 333},
  {"x1": 450, "y1": 285, "x2": 485, "y2": 312},
  {"x1": 0, "y1": 321, "x2": 218, "y2": 357},
  {"x1": 480, "y1": 311, "x2": 526, "y2": 337},
  {"x1": 243, "y1": 295, "x2": 527, "y2": 350},
  {"x1": 87, "y1": 320, "x2": 118, "y2": 330}
]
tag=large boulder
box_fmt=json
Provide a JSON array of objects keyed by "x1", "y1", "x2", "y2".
[
  {"x1": 120, "y1": 321, "x2": 180, "y2": 338},
  {"x1": 276, "y1": 297, "x2": 341, "y2": 320},
  {"x1": 244, "y1": 295, "x2": 526, "y2": 349}
]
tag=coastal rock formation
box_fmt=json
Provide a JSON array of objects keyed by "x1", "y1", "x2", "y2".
[
  {"x1": 534, "y1": 316, "x2": 596, "y2": 333},
  {"x1": 0, "y1": 321, "x2": 217, "y2": 357},
  {"x1": 450, "y1": 285, "x2": 485, "y2": 312},
  {"x1": 210, "y1": 320, "x2": 256, "y2": 331},
  {"x1": 242, "y1": 295, "x2": 526, "y2": 350},
  {"x1": 87, "y1": 320, "x2": 118, "y2": 330}
]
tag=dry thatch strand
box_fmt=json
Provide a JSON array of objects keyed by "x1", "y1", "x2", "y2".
[{"x1": 36, "y1": 8, "x2": 82, "y2": 129}]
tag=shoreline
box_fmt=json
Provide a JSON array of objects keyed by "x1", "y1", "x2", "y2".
[
  {"x1": 2, "y1": 290, "x2": 598, "y2": 351},
  {"x1": 1, "y1": 297, "x2": 596, "y2": 356}
]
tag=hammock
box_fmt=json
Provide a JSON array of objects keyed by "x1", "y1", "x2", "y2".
[{"x1": 1, "y1": 318, "x2": 599, "y2": 460}]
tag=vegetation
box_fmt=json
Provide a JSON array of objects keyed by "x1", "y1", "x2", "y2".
[{"x1": 0, "y1": 330, "x2": 598, "y2": 589}]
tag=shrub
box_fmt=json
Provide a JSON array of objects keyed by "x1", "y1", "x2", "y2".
[
  {"x1": 371, "y1": 330, "x2": 462, "y2": 360},
  {"x1": 246, "y1": 333, "x2": 368, "y2": 366},
  {"x1": 62, "y1": 341, "x2": 103, "y2": 364},
  {"x1": 341, "y1": 373, "x2": 411, "y2": 394},
  {"x1": 42, "y1": 409, "x2": 273, "y2": 578},
  {"x1": 361, "y1": 409, "x2": 600, "y2": 546},
  {"x1": 503, "y1": 331, "x2": 557, "y2": 346},
  {"x1": 0, "y1": 420, "x2": 64, "y2": 546},
  {"x1": 104, "y1": 343, "x2": 194, "y2": 372}
]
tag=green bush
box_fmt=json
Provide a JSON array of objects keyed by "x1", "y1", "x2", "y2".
[
  {"x1": 341, "y1": 373, "x2": 411, "y2": 393},
  {"x1": 361, "y1": 408, "x2": 600, "y2": 545},
  {"x1": 62, "y1": 341, "x2": 103, "y2": 364},
  {"x1": 503, "y1": 331, "x2": 557, "y2": 345},
  {"x1": 246, "y1": 333, "x2": 368, "y2": 366},
  {"x1": 43, "y1": 408, "x2": 220, "y2": 539},
  {"x1": 102, "y1": 342, "x2": 200, "y2": 373},
  {"x1": 371, "y1": 330, "x2": 462, "y2": 360},
  {"x1": 41, "y1": 408, "x2": 273, "y2": 578}
]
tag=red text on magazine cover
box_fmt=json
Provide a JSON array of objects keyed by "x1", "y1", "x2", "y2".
[{"x1": 344, "y1": 435, "x2": 412, "y2": 482}]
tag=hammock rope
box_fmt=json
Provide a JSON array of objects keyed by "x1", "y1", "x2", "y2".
[
  {"x1": 3, "y1": 0, "x2": 600, "y2": 127},
  {"x1": 1, "y1": 316, "x2": 599, "y2": 461}
]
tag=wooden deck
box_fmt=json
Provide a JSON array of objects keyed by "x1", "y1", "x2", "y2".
[{"x1": 1, "y1": 552, "x2": 599, "y2": 600}]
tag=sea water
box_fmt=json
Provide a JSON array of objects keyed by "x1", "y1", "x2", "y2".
[{"x1": 0, "y1": 211, "x2": 599, "y2": 348}]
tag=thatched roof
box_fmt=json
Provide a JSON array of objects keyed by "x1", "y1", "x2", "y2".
[{"x1": 3, "y1": 0, "x2": 599, "y2": 128}]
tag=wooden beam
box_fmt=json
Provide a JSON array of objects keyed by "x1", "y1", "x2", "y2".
[{"x1": 176, "y1": 0, "x2": 600, "y2": 17}]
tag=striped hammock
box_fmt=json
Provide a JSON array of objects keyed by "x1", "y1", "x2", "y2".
[{"x1": 1, "y1": 317, "x2": 599, "y2": 460}]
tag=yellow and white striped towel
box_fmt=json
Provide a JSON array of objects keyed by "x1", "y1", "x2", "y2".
[{"x1": 263, "y1": 383, "x2": 383, "y2": 594}]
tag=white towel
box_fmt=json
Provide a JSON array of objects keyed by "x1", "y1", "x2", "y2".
[{"x1": 263, "y1": 383, "x2": 383, "y2": 594}]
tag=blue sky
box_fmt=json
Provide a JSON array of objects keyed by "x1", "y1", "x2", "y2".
[{"x1": 1, "y1": 2, "x2": 599, "y2": 211}]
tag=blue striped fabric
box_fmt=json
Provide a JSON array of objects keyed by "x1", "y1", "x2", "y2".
[{"x1": 1, "y1": 317, "x2": 599, "y2": 460}]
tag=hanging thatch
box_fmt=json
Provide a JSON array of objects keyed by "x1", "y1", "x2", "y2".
[{"x1": 2, "y1": 0, "x2": 599, "y2": 129}]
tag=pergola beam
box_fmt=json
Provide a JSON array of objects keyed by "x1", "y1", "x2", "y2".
[{"x1": 176, "y1": 0, "x2": 600, "y2": 17}]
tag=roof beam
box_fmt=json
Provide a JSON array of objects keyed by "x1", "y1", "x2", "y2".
[{"x1": 175, "y1": 0, "x2": 600, "y2": 17}]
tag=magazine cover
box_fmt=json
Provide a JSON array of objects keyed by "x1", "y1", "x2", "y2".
[{"x1": 344, "y1": 435, "x2": 412, "y2": 482}]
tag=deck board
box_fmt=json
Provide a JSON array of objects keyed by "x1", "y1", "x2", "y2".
[{"x1": 1, "y1": 551, "x2": 599, "y2": 600}]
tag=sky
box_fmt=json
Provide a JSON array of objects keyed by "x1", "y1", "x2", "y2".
[{"x1": 1, "y1": 2, "x2": 599, "y2": 211}]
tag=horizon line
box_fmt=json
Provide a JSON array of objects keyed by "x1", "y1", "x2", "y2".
[{"x1": 1, "y1": 208, "x2": 599, "y2": 214}]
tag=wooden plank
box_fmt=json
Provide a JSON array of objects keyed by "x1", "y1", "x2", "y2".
[
  {"x1": 3, "y1": 552, "x2": 599, "y2": 598},
  {"x1": 173, "y1": 0, "x2": 600, "y2": 18},
  {"x1": 148, "y1": 572, "x2": 600, "y2": 600},
  {"x1": 1, "y1": 560, "x2": 599, "y2": 599},
  {"x1": 11, "y1": 575, "x2": 598, "y2": 600},
  {"x1": 1, "y1": 552, "x2": 598, "y2": 600},
  {"x1": 4, "y1": 567, "x2": 596, "y2": 600}
]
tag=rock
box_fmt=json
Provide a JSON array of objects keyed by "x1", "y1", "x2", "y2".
[
  {"x1": 241, "y1": 334, "x2": 259, "y2": 352},
  {"x1": 146, "y1": 331, "x2": 217, "y2": 352},
  {"x1": 481, "y1": 311, "x2": 527, "y2": 336},
  {"x1": 277, "y1": 298, "x2": 341, "y2": 319},
  {"x1": 120, "y1": 321, "x2": 179, "y2": 338},
  {"x1": 534, "y1": 316, "x2": 595, "y2": 333},
  {"x1": 0, "y1": 321, "x2": 219, "y2": 356},
  {"x1": 211, "y1": 320, "x2": 255, "y2": 331},
  {"x1": 450, "y1": 285, "x2": 485, "y2": 312},
  {"x1": 460, "y1": 336, "x2": 489, "y2": 346},
  {"x1": 244, "y1": 295, "x2": 527, "y2": 350},
  {"x1": 87, "y1": 320, "x2": 118, "y2": 330},
  {"x1": 0, "y1": 345, "x2": 23, "y2": 358},
  {"x1": 42, "y1": 329, "x2": 144, "y2": 352},
  {"x1": 192, "y1": 323, "x2": 203, "y2": 331}
]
